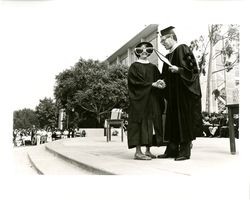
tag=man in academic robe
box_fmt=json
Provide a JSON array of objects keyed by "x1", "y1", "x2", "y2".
[{"x1": 157, "y1": 26, "x2": 203, "y2": 161}]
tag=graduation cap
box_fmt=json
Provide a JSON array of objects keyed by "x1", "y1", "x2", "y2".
[
  {"x1": 135, "y1": 41, "x2": 153, "y2": 48},
  {"x1": 159, "y1": 26, "x2": 175, "y2": 36}
]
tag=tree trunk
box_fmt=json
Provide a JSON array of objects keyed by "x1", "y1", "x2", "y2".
[
  {"x1": 96, "y1": 114, "x2": 101, "y2": 127},
  {"x1": 206, "y1": 37, "x2": 214, "y2": 113}
]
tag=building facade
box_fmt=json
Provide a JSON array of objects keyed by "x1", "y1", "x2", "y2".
[
  {"x1": 200, "y1": 38, "x2": 239, "y2": 113},
  {"x1": 106, "y1": 24, "x2": 239, "y2": 113},
  {"x1": 106, "y1": 24, "x2": 162, "y2": 70}
]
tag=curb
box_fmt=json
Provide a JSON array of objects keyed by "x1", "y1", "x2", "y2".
[
  {"x1": 45, "y1": 145, "x2": 115, "y2": 175},
  {"x1": 27, "y1": 153, "x2": 44, "y2": 175}
]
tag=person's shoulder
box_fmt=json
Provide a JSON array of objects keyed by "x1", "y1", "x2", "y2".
[
  {"x1": 129, "y1": 62, "x2": 138, "y2": 68},
  {"x1": 149, "y1": 62, "x2": 157, "y2": 66},
  {"x1": 176, "y1": 44, "x2": 194, "y2": 59},
  {"x1": 128, "y1": 62, "x2": 136, "y2": 71},
  {"x1": 129, "y1": 62, "x2": 143, "y2": 70},
  {"x1": 152, "y1": 64, "x2": 160, "y2": 72},
  {"x1": 176, "y1": 44, "x2": 190, "y2": 52},
  {"x1": 147, "y1": 62, "x2": 156, "y2": 67},
  {"x1": 132, "y1": 61, "x2": 146, "y2": 66}
]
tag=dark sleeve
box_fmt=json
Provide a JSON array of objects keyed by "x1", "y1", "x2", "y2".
[
  {"x1": 128, "y1": 63, "x2": 152, "y2": 87},
  {"x1": 153, "y1": 64, "x2": 161, "y2": 81},
  {"x1": 128, "y1": 63, "x2": 152, "y2": 100},
  {"x1": 176, "y1": 44, "x2": 199, "y2": 83},
  {"x1": 152, "y1": 64, "x2": 161, "y2": 92},
  {"x1": 160, "y1": 63, "x2": 169, "y2": 99},
  {"x1": 175, "y1": 44, "x2": 201, "y2": 97}
]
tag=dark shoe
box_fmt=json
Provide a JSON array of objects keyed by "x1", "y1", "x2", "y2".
[
  {"x1": 157, "y1": 153, "x2": 175, "y2": 159},
  {"x1": 175, "y1": 142, "x2": 191, "y2": 161},
  {"x1": 158, "y1": 143, "x2": 178, "y2": 159},
  {"x1": 174, "y1": 156, "x2": 190, "y2": 161}
]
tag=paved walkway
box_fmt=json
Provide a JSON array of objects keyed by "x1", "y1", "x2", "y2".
[
  {"x1": 28, "y1": 132, "x2": 240, "y2": 176},
  {"x1": 12, "y1": 132, "x2": 249, "y2": 200},
  {"x1": 13, "y1": 146, "x2": 38, "y2": 175}
]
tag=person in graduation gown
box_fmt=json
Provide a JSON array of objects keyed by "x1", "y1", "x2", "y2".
[
  {"x1": 127, "y1": 41, "x2": 165, "y2": 160},
  {"x1": 157, "y1": 26, "x2": 203, "y2": 161}
]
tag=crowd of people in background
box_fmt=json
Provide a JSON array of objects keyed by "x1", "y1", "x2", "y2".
[
  {"x1": 201, "y1": 112, "x2": 239, "y2": 139},
  {"x1": 13, "y1": 126, "x2": 86, "y2": 147},
  {"x1": 13, "y1": 111, "x2": 238, "y2": 147}
]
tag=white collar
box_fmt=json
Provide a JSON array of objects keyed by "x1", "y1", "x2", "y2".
[
  {"x1": 167, "y1": 42, "x2": 181, "y2": 54},
  {"x1": 137, "y1": 59, "x2": 150, "y2": 64}
]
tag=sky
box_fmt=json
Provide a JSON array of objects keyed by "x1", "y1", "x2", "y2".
[
  {"x1": 0, "y1": 0, "x2": 236, "y2": 111},
  {"x1": 1, "y1": 1, "x2": 250, "y2": 199}
]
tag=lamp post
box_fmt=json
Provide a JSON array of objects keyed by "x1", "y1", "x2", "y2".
[
  {"x1": 66, "y1": 111, "x2": 69, "y2": 130},
  {"x1": 66, "y1": 108, "x2": 75, "y2": 130}
]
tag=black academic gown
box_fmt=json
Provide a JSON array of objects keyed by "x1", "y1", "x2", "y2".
[
  {"x1": 162, "y1": 44, "x2": 203, "y2": 144},
  {"x1": 127, "y1": 62, "x2": 164, "y2": 149}
]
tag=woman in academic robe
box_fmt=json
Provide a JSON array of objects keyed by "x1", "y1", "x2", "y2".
[{"x1": 127, "y1": 41, "x2": 165, "y2": 160}]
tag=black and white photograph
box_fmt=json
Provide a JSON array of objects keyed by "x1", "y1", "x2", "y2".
[{"x1": 0, "y1": 0, "x2": 249, "y2": 200}]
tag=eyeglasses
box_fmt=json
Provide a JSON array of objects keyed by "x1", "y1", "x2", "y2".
[
  {"x1": 160, "y1": 34, "x2": 172, "y2": 42},
  {"x1": 134, "y1": 47, "x2": 154, "y2": 54}
]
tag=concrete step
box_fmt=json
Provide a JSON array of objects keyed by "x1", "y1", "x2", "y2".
[
  {"x1": 44, "y1": 137, "x2": 240, "y2": 176},
  {"x1": 27, "y1": 136, "x2": 240, "y2": 176},
  {"x1": 45, "y1": 142, "x2": 114, "y2": 175},
  {"x1": 27, "y1": 144, "x2": 94, "y2": 175}
]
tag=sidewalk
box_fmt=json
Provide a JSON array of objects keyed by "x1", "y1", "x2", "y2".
[{"x1": 28, "y1": 131, "x2": 240, "y2": 176}]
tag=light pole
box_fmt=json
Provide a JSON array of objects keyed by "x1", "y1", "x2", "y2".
[
  {"x1": 66, "y1": 108, "x2": 75, "y2": 130},
  {"x1": 66, "y1": 111, "x2": 69, "y2": 130}
]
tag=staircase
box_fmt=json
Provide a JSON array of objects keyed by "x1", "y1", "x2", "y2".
[
  {"x1": 27, "y1": 134, "x2": 115, "y2": 175},
  {"x1": 27, "y1": 144, "x2": 97, "y2": 175}
]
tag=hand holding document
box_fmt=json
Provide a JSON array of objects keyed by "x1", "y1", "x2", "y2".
[{"x1": 169, "y1": 65, "x2": 179, "y2": 73}]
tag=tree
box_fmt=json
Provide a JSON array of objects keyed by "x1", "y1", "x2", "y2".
[
  {"x1": 190, "y1": 24, "x2": 239, "y2": 113},
  {"x1": 35, "y1": 97, "x2": 58, "y2": 129},
  {"x1": 54, "y1": 59, "x2": 129, "y2": 127},
  {"x1": 13, "y1": 108, "x2": 39, "y2": 129}
]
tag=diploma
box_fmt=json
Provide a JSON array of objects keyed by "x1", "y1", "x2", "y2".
[{"x1": 154, "y1": 49, "x2": 173, "y2": 67}]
